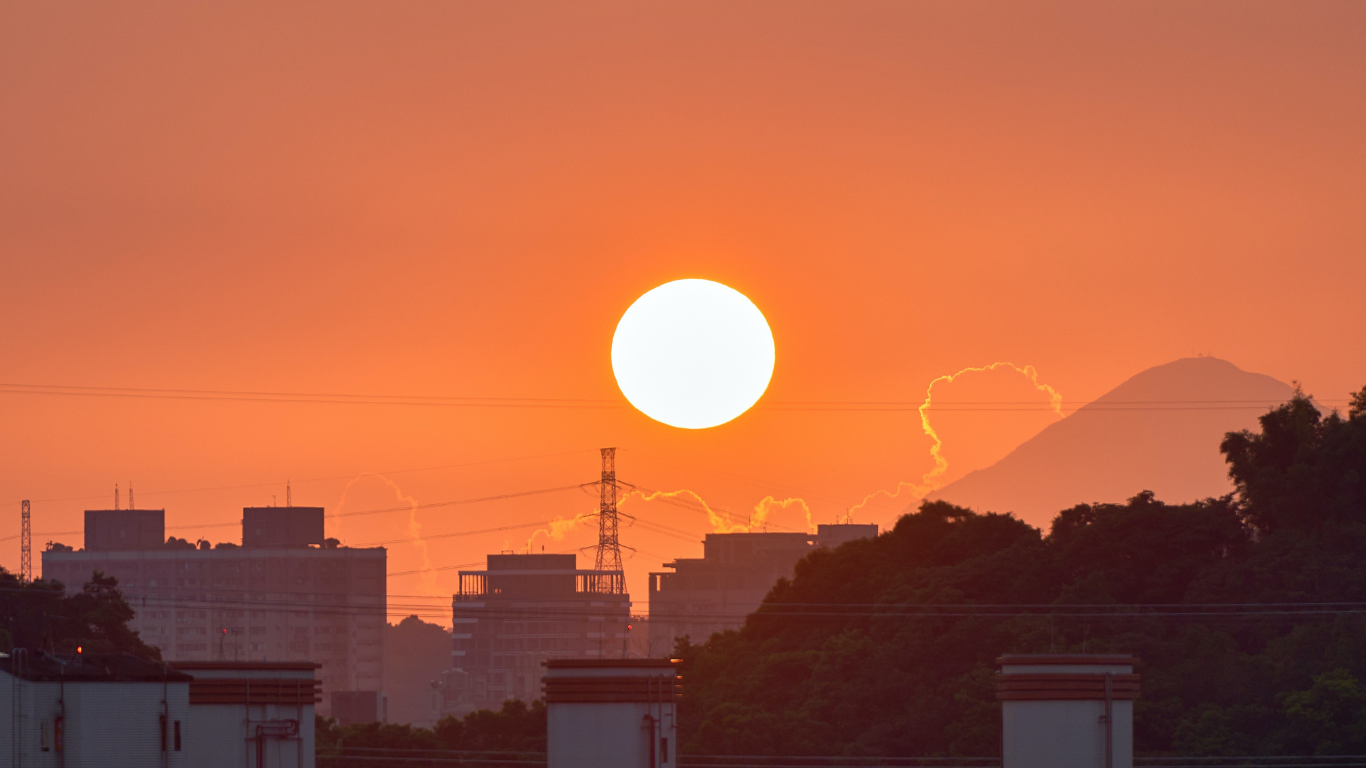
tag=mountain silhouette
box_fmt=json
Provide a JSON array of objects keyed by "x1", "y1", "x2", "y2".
[{"x1": 927, "y1": 357, "x2": 1294, "y2": 528}]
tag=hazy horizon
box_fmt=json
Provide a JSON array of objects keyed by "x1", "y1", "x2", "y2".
[{"x1": 4, "y1": 1, "x2": 1365, "y2": 621}]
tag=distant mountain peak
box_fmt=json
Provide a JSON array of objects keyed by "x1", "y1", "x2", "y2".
[{"x1": 926, "y1": 357, "x2": 1293, "y2": 528}]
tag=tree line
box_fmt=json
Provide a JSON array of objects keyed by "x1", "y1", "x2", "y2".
[{"x1": 675, "y1": 386, "x2": 1366, "y2": 756}]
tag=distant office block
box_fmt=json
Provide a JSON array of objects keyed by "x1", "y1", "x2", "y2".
[
  {"x1": 43, "y1": 506, "x2": 384, "y2": 719},
  {"x1": 331, "y1": 689, "x2": 385, "y2": 726},
  {"x1": 544, "y1": 658, "x2": 678, "y2": 768},
  {"x1": 815, "y1": 523, "x2": 878, "y2": 549},
  {"x1": 441, "y1": 553, "x2": 630, "y2": 718},
  {"x1": 996, "y1": 654, "x2": 1140, "y2": 768},
  {"x1": 84, "y1": 508, "x2": 166, "y2": 551},
  {"x1": 243, "y1": 506, "x2": 325, "y2": 548},
  {"x1": 648, "y1": 524, "x2": 877, "y2": 654}
]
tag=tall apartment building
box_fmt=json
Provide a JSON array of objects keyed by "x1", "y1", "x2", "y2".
[
  {"x1": 439, "y1": 553, "x2": 630, "y2": 717},
  {"x1": 647, "y1": 523, "x2": 878, "y2": 654},
  {"x1": 41, "y1": 506, "x2": 386, "y2": 719}
]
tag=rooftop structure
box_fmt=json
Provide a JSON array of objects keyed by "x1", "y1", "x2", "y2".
[
  {"x1": 41, "y1": 506, "x2": 384, "y2": 719},
  {"x1": 647, "y1": 524, "x2": 878, "y2": 654},
  {"x1": 441, "y1": 553, "x2": 630, "y2": 717},
  {"x1": 85, "y1": 508, "x2": 165, "y2": 551},
  {"x1": 242, "y1": 506, "x2": 325, "y2": 548}
]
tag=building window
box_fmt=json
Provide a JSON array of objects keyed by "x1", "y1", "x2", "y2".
[{"x1": 174, "y1": 721, "x2": 181, "y2": 751}]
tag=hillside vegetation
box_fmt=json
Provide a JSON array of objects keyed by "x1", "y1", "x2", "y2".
[
  {"x1": 677, "y1": 386, "x2": 1366, "y2": 757},
  {"x1": 0, "y1": 570, "x2": 160, "y2": 659}
]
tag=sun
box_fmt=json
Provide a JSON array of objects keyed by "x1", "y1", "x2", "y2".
[{"x1": 612, "y1": 279, "x2": 775, "y2": 429}]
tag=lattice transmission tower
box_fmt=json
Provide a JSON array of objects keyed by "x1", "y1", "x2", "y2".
[
  {"x1": 20, "y1": 500, "x2": 31, "y2": 583},
  {"x1": 593, "y1": 447, "x2": 624, "y2": 589}
]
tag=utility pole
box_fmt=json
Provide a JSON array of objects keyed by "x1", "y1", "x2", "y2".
[
  {"x1": 593, "y1": 448, "x2": 624, "y2": 592},
  {"x1": 20, "y1": 500, "x2": 31, "y2": 583}
]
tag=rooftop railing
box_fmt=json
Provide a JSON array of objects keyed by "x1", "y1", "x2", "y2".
[{"x1": 455, "y1": 569, "x2": 626, "y2": 599}]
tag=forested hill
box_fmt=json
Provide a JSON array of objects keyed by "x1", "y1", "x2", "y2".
[{"x1": 677, "y1": 386, "x2": 1366, "y2": 758}]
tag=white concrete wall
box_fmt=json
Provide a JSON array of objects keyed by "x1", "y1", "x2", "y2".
[
  {"x1": 178, "y1": 665, "x2": 316, "y2": 768},
  {"x1": 2, "y1": 667, "x2": 314, "y2": 768},
  {"x1": 1000, "y1": 659, "x2": 1135, "y2": 768},
  {"x1": 1002, "y1": 699, "x2": 1133, "y2": 768},
  {"x1": 0, "y1": 672, "x2": 194, "y2": 768},
  {"x1": 184, "y1": 702, "x2": 313, "y2": 768},
  {"x1": 545, "y1": 665, "x2": 677, "y2": 768},
  {"x1": 548, "y1": 701, "x2": 677, "y2": 768}
]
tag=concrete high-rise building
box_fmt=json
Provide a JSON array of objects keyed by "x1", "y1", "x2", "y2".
[
  {"x1": 41, "y1": 506, "x2": 385, "y2": 719},
  {"x1": 440, "y1": 553, "x2": 630, "y2": 718},
  {"x1": 647, "y1": 524, "x2": 877, "y2": 654}
]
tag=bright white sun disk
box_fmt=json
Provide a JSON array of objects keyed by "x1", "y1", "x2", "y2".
[{"x1": 612, "y1": 279, "x2": 775, "y2": 429}]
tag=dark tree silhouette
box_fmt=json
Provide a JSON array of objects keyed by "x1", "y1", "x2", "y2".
[{"x1": 0, "y1": 568, "x2": 160, "y2": 658}]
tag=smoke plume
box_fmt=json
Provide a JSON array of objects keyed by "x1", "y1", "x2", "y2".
[
  {"x1": 337, "y1": 472, "x2": 435, "y2": 589},
  {"x1": 850, "y1": 362, "x2": 1064, "y2": 516}
]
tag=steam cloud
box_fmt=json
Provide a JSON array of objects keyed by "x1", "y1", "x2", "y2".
[
  {"x1": 849, "y1": 362, "x2": 1064, "y2": 516},
  {"x1": 522, "y1": 512, "x2": 595, "y2": 553},
  {"x1": 337, "y1": 472, "x2": 436, "y2": 589},
  {"x1": 622, "y1": 489, "x2": 814, "y2": 533}
]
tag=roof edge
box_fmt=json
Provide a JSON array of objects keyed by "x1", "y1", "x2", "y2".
[
  {"x1": 545, "y1": 659, "x2": 678, "y2": 669},
  {"x1": 996, "y1": 654, "x2": 1139, "y2": 666},
  {"x1": 173, "y1": 661, "x2": 321, "y2": 671}
]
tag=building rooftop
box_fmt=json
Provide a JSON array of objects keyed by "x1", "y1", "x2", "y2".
[
  {"x1": 545, "y1": 659, "x2": 678, "y2": 669},
  {"x1": 0, "y1": 651, "x2": 192, "y2": 683},
  {"x1": 995, "y1": 654, "x2": 1140, "y2": 666},
  {"x1": 172, "y1": 661, "x2": 322, "y2": 671},
  {"x1": 44, "y1": 545, "x2": 384, "y2": 558}
]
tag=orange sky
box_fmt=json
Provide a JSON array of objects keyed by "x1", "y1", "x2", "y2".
[{"x1": 3, "y1": 1, "x2": 1365, "y2": 619}]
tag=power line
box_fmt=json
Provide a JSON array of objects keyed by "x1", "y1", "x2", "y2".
[
  {"x1": 3, "y1": 447, "x2": 597, "y2": 507},
  {"x1": 15, "y1": 582, "x2": 1366, "y2": 622},
  {"x1": 0, "y1": 382, "x2": 619, "y2": 409},
  {"x1": 6, "y1": 484, "x2": 591, "y2": 543},
  {"x1": 357, "y1": 519, "x2": 570, "y2": 548},
  {"x1": 387, "y1": 561, "x2": 485, "y2": 578},
  {"x1": 0, "y1": 381, "x2": 1340, "y2": 413},
  {"x1": 331, "y1": 484, "x2": 592, "y2": 521}
]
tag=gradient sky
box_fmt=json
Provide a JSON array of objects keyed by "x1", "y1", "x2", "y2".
[{"x1": 3, "y1": 1, "x2": 1364, "y2": 619}]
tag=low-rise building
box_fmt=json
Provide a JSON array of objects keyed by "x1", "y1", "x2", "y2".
[
  {"x1": 439, "y1": 554, "x2": 630, "y2": 718},
  {"x1": 647, "y1": 524, "x2": 877, "y2": 653},
  {"x1": 0, "y1": 651, "x2": 318, "y2": 768},
  {"x1": 41, "y1": 506, "x2": 385, "y2": 718},
  {"x1": 174, "y1": 660, "x2": 321, "y2": 767}
]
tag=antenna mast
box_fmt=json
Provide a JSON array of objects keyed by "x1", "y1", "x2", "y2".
[
  {"x1": 20, "y1": 500, "x2": 31, "y2": 583},
  {"x1": 594, "y1": 447, "x2": 623, "y2": 591}
]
